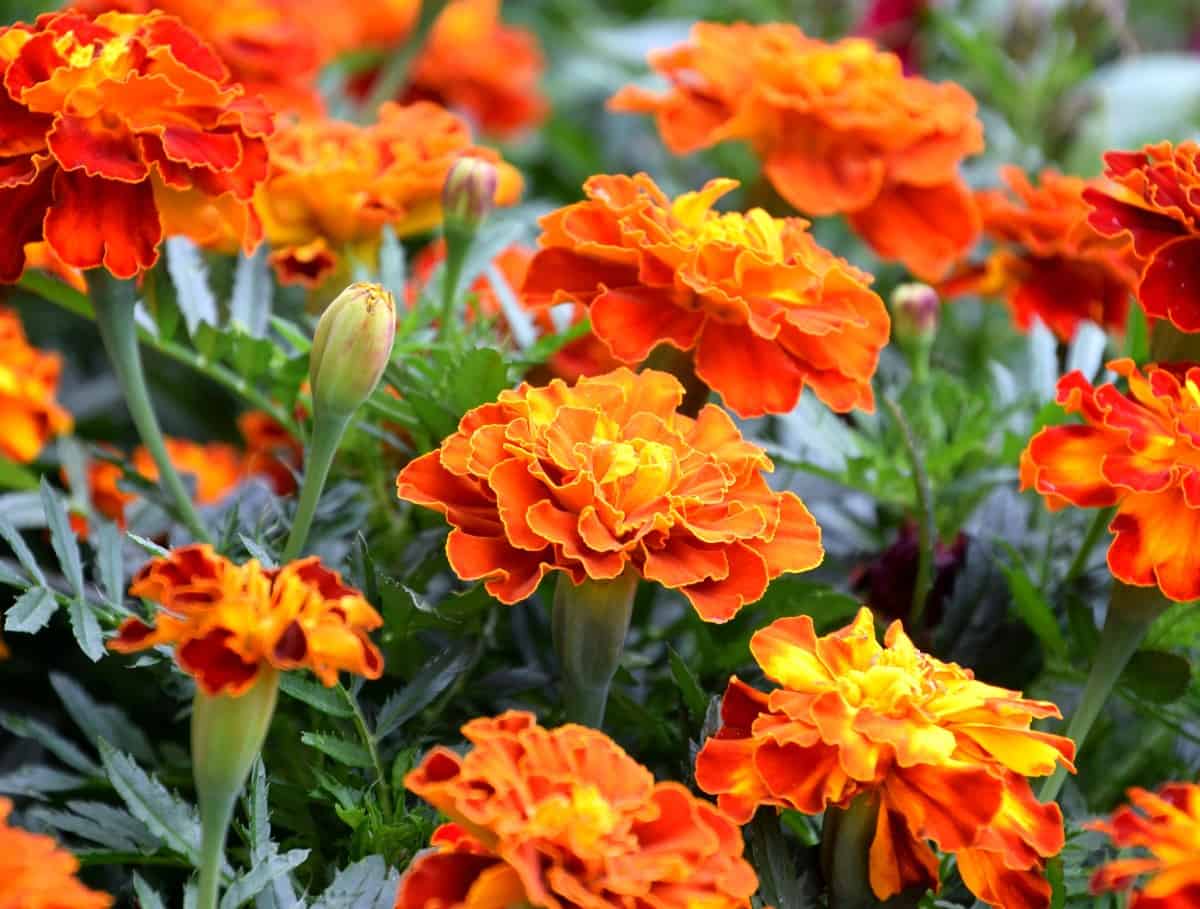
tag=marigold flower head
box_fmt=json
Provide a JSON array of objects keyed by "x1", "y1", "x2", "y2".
[
  {"x1": 0, "y1": 9, "x2": 272, "y2": 283},
  {"x1": 255, "y1": 102, "x2": 522, "y2": 287},
  {"x1": 610, "y1": 23, "x2": 983, "y2": 280},
  {"x1": 109, "y1": 544, "x2": 383, "y2": 695},
  {"x1": 1089, "y1": 783, "x2": 1200, "y2": 909},
  {"x1": 695, "y1": 607, "x2": 1075, "y2": 908},
  {"x1": 397, "y1": 711, "x2": 758, "y2": 909},
  {"x1": 522, "y1": 174, "x2": 889, "y2": 419},
  {"x1": 0, "y1": 797, "x2": 112, "y2": 908},
  {"x1": 943, "y1": 166, "x2": 1138, "y2": 341},
  {"x1": 0, "y1": 306, "x2": 72, "y2": 464}
]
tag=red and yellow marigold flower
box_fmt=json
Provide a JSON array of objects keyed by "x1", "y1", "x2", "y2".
[
  {"x1": 255, "y1": 102, "x2": 522, "y2": 287},
  {"x1": 0, "y1": 797, "x2": 112, "y2": 908},
  {"x1": 695, "y1": 608, "x2": 1075, "y2": 908},
  {"x1": 943, "y1": 166, "x2": 1139, "y2": 341},
  {"x1": 609, "y1": 23, "x2": 983, "y2": 280},
  {"x1": 0, "y1": 306, "x2": 72, "y2": 463},
  {"x1": 396, "y1": 711, "x2": 758, "y2": 909},
  {"x1": 0, "y1": 10, "x2": 272, "y2": 283},
  {"x1": 522, "y1": 174, "x2": 889, "y2": 419},
  {"x1": 1020, "y1": 358, "x2": 1200, "y2": 602},
  {"x1": 395, "y1": 367, "x2": 823, "y2": 621},
  {"x1": 1089, "y1": 783, "x2": 1200, "y2": 909},
  {"x1": 108, "y1": 544, "x2": 383, "y2": 695}
]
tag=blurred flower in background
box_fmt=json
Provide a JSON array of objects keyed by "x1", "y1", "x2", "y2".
[{"x1": 0, "y1": 306, "x2": 71, "y2": 464}]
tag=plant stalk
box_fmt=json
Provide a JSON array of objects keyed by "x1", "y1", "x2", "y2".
[
  {"x1": 438, "y1": 228, "x2": 469, "y2": 344},
  {"x1": 883, "y1": 397, "x2": 935, "y2": 629},
  {"x1": 282, "y1": 410, "x2": 351, "y2": 562}
]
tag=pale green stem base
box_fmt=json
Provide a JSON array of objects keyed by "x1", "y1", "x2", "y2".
[
  {"x1": 822, "y1": 792, "x2": 923, "y2": 909},
  {"x1": 282, "y1": 410, "x2": 350, "y2": 562},
  {"x1": 437, "y1": 228, "x2": 469, "y2": 344}
]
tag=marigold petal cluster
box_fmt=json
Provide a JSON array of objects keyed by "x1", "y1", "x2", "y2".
[
  {"x1": 0, "y1": 9, "x2": 272, "y2": 283},
  {"x1": 395, "y1": 367, "x2": 823, "y2": 620},
  {"x1": 1089, "y1": 783, "x2": 1200, "y2": 909},
  {"x1": 609, "y1": 22, "x2": 983, "y2": 280},
  {"x1": 695, "y1": 607, "x2": 1075, "y2": 908},
  {"x1": 0, "y1": 306, "x2": 72, "y2": 464},
  {"x1": 109, "y1": 544, "x2": 383, "y2": 695},
  {"x1": 943, "y1": 166, "x2": 1139, "y2": 341},
  {"x1": 522, "y1": 173, "x2": 889, "y2": 419},
  {"x1": 0, "y1": 797, "x2": 112, "y2": 909},
  {"x1": 1020, "y1": 358, "x2": 1200, "y2": 602},
  {"x1": 255, "y1": 101, "x2": 522, "y2": 287},
  {"x1": 396, "y1": 711, "x2": 758, "y2": 909}
]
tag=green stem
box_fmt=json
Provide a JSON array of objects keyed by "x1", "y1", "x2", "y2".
[
  {"x1": 89, "y1": 272, "x2": 211, "y2": 544},
  {"x1": 1061, "y1": 506, "x2": 1116, "y2": 587},
  {"x1": 340, "y1": 682, "x2": 393, "y2": 817},
  {"x1": 197, "y1": 797, "x2": 232, "y2": 909},
  {"x1": 437, "y1": 229, "x2": 469, "y2": 345},
  {"x1": 282, "y1": 410, "x2": 350, "y2": 562},
  {"x1": 883, "y1": 397, "x2": 935, "y2": 629}
]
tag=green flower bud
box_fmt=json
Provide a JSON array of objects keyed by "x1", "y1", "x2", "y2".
[
  {"x1": 442, "y1": 156, "x2": 498, "y2": 233},
  {"x1": 890, "y1": 282, "x2": 940, "y2": 343},
  {"x1": 310, "y1": 282, "x2": 396, "y2": 418}
]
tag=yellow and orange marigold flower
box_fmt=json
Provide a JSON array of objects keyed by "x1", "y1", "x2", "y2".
[
  {"x1": 0, "y1": 10, "x2": 272, "y2": 283},
  {"x1": 1089, "y1": 783, "x2": 1200, "y2": 909},
  {"x1": 610, "y1": 23, "x2": 983, "y2": 280},
  {"x1": 943, "y1": 166, "x2": 1139, "y2": 341},
  {"x1": 109, "y1": 544, "x2": 383, "y2": 696},
  {"x1": 1020, "y1": 359, "x2": 1200, "y2": 602},
  {"x1": 395, "y1": 367, "x2": 823, "y2": 621},
  {"x1": 695, "y1": 608, "x2": 1075, "y2": 909},
  {"x1": 255, "y1": 102, "x2": 522, "y2": 287},
  {"x1": 396, "y1": 711, "x2": 758, "y2": 909},
  {"x1": 0, "y1": 798, "x2": 112, "y2": 908},
  {"x1": 0, "y1": 306, "x2": 72, "y2": 464},
  {"x1": 522, "y1": 174, "x2": 889, "y2": 419}
]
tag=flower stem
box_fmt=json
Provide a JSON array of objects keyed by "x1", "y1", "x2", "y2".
[
  {"x1": 282, "y1": 410, "x2": 350, "y2": 562},
  {"x1": 89, "y1": 271, "x2": 211, "y2": 543},
  {"x1": 437, "y1": 229, "x2": 469, "y2": 345},
  {"x1": 1061, "y1": 506, "x2": 1116, "y2": 587},
  {"x1": 339, "y1": 682, "x2": 393, "y2": 817},
  {"x1": 883, "y1": 397, "x2": 935, "y2": 629}
]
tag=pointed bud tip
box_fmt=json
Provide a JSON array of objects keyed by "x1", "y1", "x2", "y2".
[{"x1": 443, "y1": 156, "x2": 499, "y2": 231}]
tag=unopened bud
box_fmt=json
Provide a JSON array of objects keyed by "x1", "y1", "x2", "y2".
[
  {"x1": 310, "y1": 282, "x2": 396, "y2": 417},
  {"x1": 890, "y1": 282, "x2": 940, "y2": 342},
  {"x1": 442, "y1": 156, "x2": 497, "y2": 232}
]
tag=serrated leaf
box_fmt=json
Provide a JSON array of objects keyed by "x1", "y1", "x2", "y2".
[
  {"x1": 5, "y1": 587, "x2": 57, "y2": 634},
  {"x1": 40, "y1": 478, "x2": 84, "y2": 598},
  {"x1": 30, "y1": 800, "x2": 158, "y2": 853},
  {"x1": 127, "y1": 532, "x2": 170, "y2": 557},
  {"x1": 375, "y1": 642, "x2": 473, "y2": 739},
  {"x1": 230, "y1": 248, "x2": 271, "y2": 337},
  {"x1": 97, "y1": 739, "x2": 202, "y2": 862},
  {"x1": 0, "y1": 765, "x2": 86, "y2": 799},
  {"x1": 219, "y1": 849, "x2": 309, "y2": 909},
  {"x1": 279, "y1": 673, "x2": 354, "y2": 717},
  {"x1": 133, "y1": 873, "x2": 169, "y2": 909},
  {"x1": 0, "y1": 490, "x2": 46, "y2": 528},
  {"x1": 300, "y1": 732, "x2": 373, "y2": 768},
  {"x1": 94, "y1": 522, "x2": 124, "y2": 606},
  {"x1": 238, "y1": 534, "x2": 278, "y2": 569},
  {"x1": 310, "y1": 856, "x2": 400, "y2": 909},
  {"x1": 0, "y1": 514, "x2": 45, "y2": 584},
  {"x1": 167, "y1": 236, "x2": 218, "y2": 335},
  {"x1": 51, "y1": 673, "x2": 155, "y2": 763},
  {"x1": 666, "y1": 645, "x2": 707, "y2": 722},
  {"x1": 0, "y1": 710, "x2": 99, "y2": 774},
  {"x1": 446, "y1": 348, "x2": 509, "y2": 415},
  {"x1": 68, "y1": 597, "x2": 105, "y2": 662}
]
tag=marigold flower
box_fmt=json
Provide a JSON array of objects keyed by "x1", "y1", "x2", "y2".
[
  {"x1": 0, "y1": 306, "x2": 72, "y2": 464},
  {"x1": 397, "y1": 711, "x2": 758, "y2": 909},
  {"x1": 521, "y1": 174, "x2": 888, "y2": 418},
  {"x1": 109, "y1": 544, "x2": 383, "y2": 695},
  {"x1": 133, "y1": 438, "x2": 243, "y2": 506},
  {"x1": 944, "y1": 166, "x2": 1138, "y2": 341},
  {"x1": 255, "y1": 102, "x2": 522, "y2": 287},
  {"x1": 0, "y1": 798, "x2": 112, "y2": 908},
  {"x1": 395, "y1": 367, "x2": 822, "y2": 620},
  {"x1": 0, "y1": 10, "x2": 272, "y2": 283},
  {"x1": 695, "y1": 607, "x2": 1075, "y2": 908},
  {"x1": 610, "y1": 23, "x2": 983, "y2": 280},
  {"x1": 1089, "y1": 783, "x2": 1200, "y2": 909}
]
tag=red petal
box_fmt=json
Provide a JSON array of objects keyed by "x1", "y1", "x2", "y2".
[
  {"x1": 591, "y1": 286, "x2": 706, "y2": 362},
  {"x1": 1140, "y1": 236, "x2": 1200, "y2": 331},
  {"x1": 48, "y1": 115, "x2": 148, "y2": 182},
  {"x1": 0, "y1": 160, "x2": 53, "y2": 281},
  {"x1": 44, "y1": 169, "x2": 161, "y2": 277}
]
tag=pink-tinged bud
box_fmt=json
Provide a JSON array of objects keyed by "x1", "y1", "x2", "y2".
[
  {"x1": 310, "y1": 282, "x2": 396, "y2": 417},
  {"x1": 890, "y1": 282, "x2": 940, "y2": 341},
  {"x1": 442, "y1": 156, "x2": 498, "y2": 232}
]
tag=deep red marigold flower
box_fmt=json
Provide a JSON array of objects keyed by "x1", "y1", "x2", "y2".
[
  {"x1": 1089, "y1": 783, "x2": 1200, "y2": 909},
  {"x1": 943, "y1": 166, "x2": 1138, "y2": 341},
  {"x1": 0, "y1": 306, "x2": 72, "y2": 463},
  {"x1": 609, "y1": 23, "x2": 983, "y2": 280},
  {"x1": 0, "y1": 798, "x2": 112, "y2": 908},
  {"x1": 521, "y1": 174, "x2": 889, "y2": 419},
  {"x1": 395, "y1": 367, "x2": 823, "y2": 621},
  {"x1": 1020, "y1": 358, "x2": 1200, "y2": 602},
  {"x1": 109, "y1": 544, "x2": 383, "y2": 695},
  {"x1": 396, "y1": 711, "x2": 758, "y2": 909},
  {"x1": 255, "y1": 102, "x2": 522, "y2": 287},
  {"x1": 696, "y1": 607, "x2": 1075, "y2": 908},
  {"x1": 0, "y1": 9, "x2": 272, "y2": 283}
]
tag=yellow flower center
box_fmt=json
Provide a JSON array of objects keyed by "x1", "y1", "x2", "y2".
[{"x1": 528, "y1": 784, "x2": 619, "y2": 848}]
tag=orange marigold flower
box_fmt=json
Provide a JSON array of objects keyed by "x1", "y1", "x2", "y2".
[
  {"x1": 696, "y1": 608, "x2": 1075, "y2": 909},
  {"x1": 255, "y1": 102, "x2": 522, "y2": 287},
  {"x1": 395, "y1": 367, "x2": 823, "y2": 621},
  {"x1": 522, "y1": 173, "x2": 889, "y2": 419},
  {"x1": 109, "y1": 544, "x2": 383, "y2": 695},
  {"x1": 0, "y1": 798, "x2": 112, "y2": 908},
  {"x1": 238, "y1": 410, "x2": 303, "y2": 496},
  {"x1": 0, "y1": 9, "x2": 272, "y2": 283},
  {"x1": 1020, "y1": 358, "x2": 1200, "y2": 602},
  {"x1": 610, "y1": 23, "x2": 983, "y2": 280},
  {"x1": 0, "y1": 305, "x2": 72, "y2": 463},
  {"x1": 1089, "y1": 783, "x2": 1200, "y2": 909},
  {"x1": 397, "y1": 711, "x2": 758, "y2": 909},
  {"x1": 943, "y1": 166, "x2": 1139, "y2": 341},
  {"x1": 133, "y1": 438, "x2": 243, "y2": 506},
  {"x1": 1085, "y1": 141, "x2": 1200, "y2": 333}
]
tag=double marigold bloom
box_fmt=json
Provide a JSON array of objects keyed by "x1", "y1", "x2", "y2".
[
  {"x1": 522, "y1": 174, "x2": 889, "y2": 419},
  {"x1": 1020, "y1": 359, "x2": 1200, "y2": 602},
  {"x1": 610, "y1": 23, "x2": 983, "y2": 280},
  {"x1": 109, "y1": 544, "x2": 383, "y2": 695},
  {"x1": 0, "y1": 306, "x2": 71, "y2": 463},
  {"x1": 396, "y1": 367, "x2": 823, "y2": 621},
  {"x1": 0, "y1": 798, "x2": 112, "y2": 908},
  {"x1": 696, "y1": 608, "x2": 1075, "y2": 908},
  {"x1": 0, "y1": 10, "x2": 272, "y2": 283},
  {"x1": 396, "y1": 711, "x2": 758, "y2": 909}
]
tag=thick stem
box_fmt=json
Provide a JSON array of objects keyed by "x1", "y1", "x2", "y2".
[
  {"x1": 437, "y1": 229, "x2": 469, "y2": 344},
  {"x1": 90, "y1": 272, "x2": 211, "y2": 543},
  {"x1": 883, "y1": 397, "x2": 935, "y2": 629},
  {"x1": 823, "y1": 792, "x2": 923, "y2": 909},
  {"x1": 1061, "y1": 506, "x2": 1116, "y2": 587},
  {"x1": 282, "y1": 410, "x2": 350, "y2": 562}
]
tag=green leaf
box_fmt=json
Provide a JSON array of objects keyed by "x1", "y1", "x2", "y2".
[
  {"x1": 0, "y1": 456, "x2": 39, "y2": 491},
  {"x1": 300, "y1": 732, "x2": 374, "y2": 768},
  {"x1": 999, "y1": 546, "x2": 1067, "y2": 657},
  {"x1": 666, "y1": 645, "x2": 708, "y2": 722},
  {"x1": 0, "y1": 710, "x2": 100, "y2": 774},
  {"x1": 94, "y1": 522, "x2": 124, "y2": 607},
  {"x1": 68, "y1": 597, "x2": 105, "y2": 662},
  {"x1": 0, "y1": 765, "x2": 86, "y2": 800},
  {"x1": 446, "y1": 348, "x2": 509, "y2": 415},
  {"x1": 51, "y1": 673, "x2": 155, "y2": 763},
  {"x1": 29, "y1": 800, "x2": 157, "y2": 853},
  {"x1": 40, "y1": 478, "x2": 84, "y2": 598},
  {"x1": 97, "y1": 738, "x2": 202, "y2": 862},
  {"x1": 375, "y1": 642, "x2": 473, "y2": 738},
  {"x1": 378, "y1": 225, "x2": 406, "y2": 296},
  {"x1": 219, "y1": 849, "x2": 309, "y2": 909},
  {"x1": 1146, "y1": 602, "x2": 1200, "y2": 649},
  {"x1": 0, "y1": 514, "x2": 45, "y2": 584},
  {"x1": 310, "y1": 857, "x2": 400, "y2": 909},
  {"x1": 1120, "y1": 650, "x2": 1192, "y2": 704},
  {"x1": 5, "y1": 587, "x2": 57, "y2": 634},
  {"x1": 132, "y1": 874, "x2": 168, "y2": 909},
  {"x1": 279, "y1": 673, "x2": 354, "y2": 718},
  {"x1": 229, "y1": 247, "x2": 271, "y2": 338}
]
